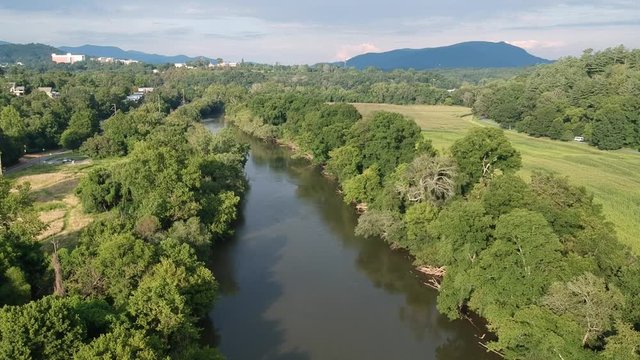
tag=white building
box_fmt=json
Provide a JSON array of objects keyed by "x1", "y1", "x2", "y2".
[
  {"x1": 8, "y1": 83, "x2": 25, "y2": 96},
  {"x1": 51, "y1": 53, "x2": 86, "y2": 64},
  {"x1": 137, "y1": 87, "x2": 154, "y2": 94}
]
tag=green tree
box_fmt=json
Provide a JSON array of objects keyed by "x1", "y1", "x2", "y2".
[
  {"x1": 0, "y1": 296, "x2": 87, "y2": 360},
  {"x1": 543, "y1": 272, "x2": 625, "y2": 347},
  {"x1": 450, "y1": 127, "x2": 521, "y2": 193},
  {"x1": 591, "y1": 103, "x2": 629, "y2": 150},
  {"x1": 347, "y1": 111, "x2": 422, "y2": 177},
  {"x1": 60, "y1": 110, "x2": 96, "y2": 149},
  {"x1": 76, "y1": 167, "x2": 121, "y2": 213},
  {"x1": 326, "y1": 145, "x2": 362, "y2": 182},
  {"x1": 468, "y1": 209, "x2": 564, "y2": 318}
]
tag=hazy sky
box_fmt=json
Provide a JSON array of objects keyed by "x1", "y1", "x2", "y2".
[{"x1": 0, "y1": 0, "x2": 639, "y2": 64}]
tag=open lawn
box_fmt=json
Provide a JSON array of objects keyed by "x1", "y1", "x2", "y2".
[{"x1": 353, "y1": 103, "x2": 640, "y2": 253}]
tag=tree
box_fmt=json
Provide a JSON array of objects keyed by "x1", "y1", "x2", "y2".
[
  {"x1": 0, "y1": 296, "x2": 87, "y2": 360},
  {"x1": 450, "y1": 127, "x2": 521, "y2": 193},
  {"x1": 468, "y1": 209, "x2": 564, "y2": 318},
  {"x1": 347, "y1": 111, "x2": 422, "y2": 177},
  {"x1": 591, "y1": 103, "x2": 629, "y2": 150},
  {"x1": 543, "y1": 272, "x2": 625, "y2": 347},
  {"x1": 601, "y1": 322, "x2": 640, "y2": 360},
  {"x1": 0, "y1": 105, "x2": 26, "y2": 139},
  {"x1": 395, "y1": 155, "x2": 457, "y2": 206},
  {"x1": 342, "y1": 165, "x2": 382, "y2": 205},
  {"x1": 76, "y1": 167, "x2": 121, "y2": 213},
  {"x1": 60, "y1": 110, "x2": 96, "y2": 149},
  {"x1": 326, "y1": 145, "x2": 361, "y2": 182},
  {"x1": 74, "y1": 323, "x2": 162, "y2": 360},
  {"x1": 487, "y1": 306, "x2": 594, "y2": 360},
  {"x1": 355, "y1": 210, "x2": 404, "y2": 247}
]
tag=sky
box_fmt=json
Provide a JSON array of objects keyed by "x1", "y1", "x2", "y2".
[{"x1": 0, "y1": 0, "x2": 639, "y2": 64}]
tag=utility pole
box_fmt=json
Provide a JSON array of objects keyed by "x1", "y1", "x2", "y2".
[{"x1": 0, "y1": 150, "x2": 3, "y2": 176}]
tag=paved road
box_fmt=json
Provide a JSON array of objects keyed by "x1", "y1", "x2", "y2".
[{"x1": 3, "y1": 150, "x2": 71, "y2": 175}]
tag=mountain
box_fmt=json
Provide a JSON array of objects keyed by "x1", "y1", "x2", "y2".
[
  {"x1": 59, "y1": 45, "x2": 210, "y2": 64},
  {"x1": 0, "y1": 40, "x2": 10, "y2": 46},
  {"x1": 346, "y1": 41, "x2": 552, "y2": 70},
  {"x1": 0, "y1": 43, "x2": 61, "y2": 64}
]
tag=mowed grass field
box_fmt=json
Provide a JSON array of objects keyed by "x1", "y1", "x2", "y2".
[{"x1": 353, "y1": 103, "x2": 640, "y2": 253}]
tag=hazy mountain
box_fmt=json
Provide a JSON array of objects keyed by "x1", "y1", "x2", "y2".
[
  {"x1": 0, "y1": 40, "x2": 10, "y2": 46},
  {"x1": 346, "y1": 41, "x2": 552, "y2": 70},
  {"x1": 0, "y1": 43, "x2": 61, "y2": 64},
  {"x1": 59, "y1": 45, "x2": 211, "y2": 64}
]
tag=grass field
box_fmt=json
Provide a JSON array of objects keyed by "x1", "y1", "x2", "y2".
[
  {"x1": 353, "y1": 103, "x2": 640, "y2": 253},
  {"x1": 6, "y1": 154, "x2": 120, "y2": 250}
]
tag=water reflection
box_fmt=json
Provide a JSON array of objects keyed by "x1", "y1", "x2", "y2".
[{"x1": 206, "y1": 124, "x2": 497, "y2": 360}]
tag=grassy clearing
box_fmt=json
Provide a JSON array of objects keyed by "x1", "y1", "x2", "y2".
[
  {"x1": 5, "y1": 154, "x2": 120, "y2": 250},
  {"x1": 353, "y1": 103, "x2": 640, "y2": 253}
]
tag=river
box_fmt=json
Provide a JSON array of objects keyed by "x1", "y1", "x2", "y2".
[{"x1": 203, "y1": 118, "x2": 496, "y2": 360}]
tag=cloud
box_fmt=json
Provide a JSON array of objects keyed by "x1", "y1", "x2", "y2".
[
  {"x1": 508, "y1": 40, "x2": 566, "y2": 49},
  {"x1": 335, "y1": 43, "x2": 381, "y2": 61},
  {"x1": 1, "y1": 1, "x2": 640, "y2": 64}
]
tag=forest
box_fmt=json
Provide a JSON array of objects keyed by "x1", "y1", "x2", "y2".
[{"x1": 460, "y1": 46, "x2": 640, "y2": 150}]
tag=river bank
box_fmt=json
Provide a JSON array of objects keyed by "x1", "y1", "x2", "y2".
[{"x1": 210, "y1": 116, "x2": 497, "y2": 359}]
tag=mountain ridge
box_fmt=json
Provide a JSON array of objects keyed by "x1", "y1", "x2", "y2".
[
  {"x1": 58, "y1": 44, "x2": 211, "y2": 64},
  {"x1": 346, "y1": 41, "x2": 552, "y2": 70},
  {"x1": 0, "y1": 43, "x2": 61, "y2": 64}
]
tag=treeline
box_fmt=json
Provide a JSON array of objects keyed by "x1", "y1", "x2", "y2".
[
  {"x1": 0, "y1": 91, "x2": 248, "y2": 358},
  {"x1": 460, "y1": 46, "x2": 640, "y2": 150},
  {"x1": 221, "y1": 87, "x2": 640, "y2": 359}
]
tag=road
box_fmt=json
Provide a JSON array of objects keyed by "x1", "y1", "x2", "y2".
[{"x1": 3, "y1": 150, "x2": 71, "y2": 175}]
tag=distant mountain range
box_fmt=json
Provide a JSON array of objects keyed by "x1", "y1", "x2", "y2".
[
  {"x1": 346, "y1": 41, "x2": 552, "y2": 70},
  {"x1": 0, "y1": 43, "x2": 61, "y2": 64},
  {"x1": 59, "y1": 45, "x2": 211, "y2": 64}
]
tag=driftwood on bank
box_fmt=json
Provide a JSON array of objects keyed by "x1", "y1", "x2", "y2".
[{"x1": 417, "y1": 265, "x2": 446, "y2": 290}]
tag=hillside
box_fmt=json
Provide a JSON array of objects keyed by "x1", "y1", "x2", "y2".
[
  {"x1": 0, "y1": 43, "x2": 61, "y2": 63},
  {"x1": 59, "y1": 44, "x2": 211, "y2": 64},
  {"x1": 346, "y1": 41, "x2": 552, "y2": 70}
]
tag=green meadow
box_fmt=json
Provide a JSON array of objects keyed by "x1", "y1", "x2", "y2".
[{"x1": 353, "y1": 103, "x2": 640, "y2": 253}]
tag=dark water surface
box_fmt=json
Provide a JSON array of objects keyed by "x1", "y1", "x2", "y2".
[{"x1": 204, "y1": 119, "x2": 496, "y2": 360}]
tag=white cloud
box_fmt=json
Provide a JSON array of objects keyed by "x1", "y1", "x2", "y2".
[
  {"x1": 508, "y1": 40, "x2": 566, "y2": 49},
  {"x1": 335, "y1": 43, "x2": 380, "y2": 61}
]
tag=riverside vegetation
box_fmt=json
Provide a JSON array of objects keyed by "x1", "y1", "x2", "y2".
[
  {"x1": 220, "y1": 85, "x2": 640, "y2": 358},
  {"x1": 0, "y1": 76, "x2": 248, "y2": 358}
]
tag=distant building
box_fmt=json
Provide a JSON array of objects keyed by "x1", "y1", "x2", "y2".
[
  {"x1": 174, "y1": 63, "x2": 186, "y2": 68},
  {"x1": 446, "y1": 89, "x2": 456, "y2": 93},
  {"x1": 126, "y1": 92, "x2": 144, "y2": 102},
  {"x1": 94, "y1": 57, "x2": 115, "y2": 63},
  {"x1": 210, "y1": 62, "x2": 239, "y2": 68},
  {"x1": 137, "y1": 87, "x2": 154, "y2": 94},
  {"x1": 8, "y1": 83, "x2": 25, "y2": 96},
  {"x1": 152, "y1": 69, "x2": 160, "y2": 74},
  {"x1": 36, "y1": 87, "x2": 60, "y2": 99},
  {"x1": 51, "y1": 53, "x2": 86, "y2": 64}
]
